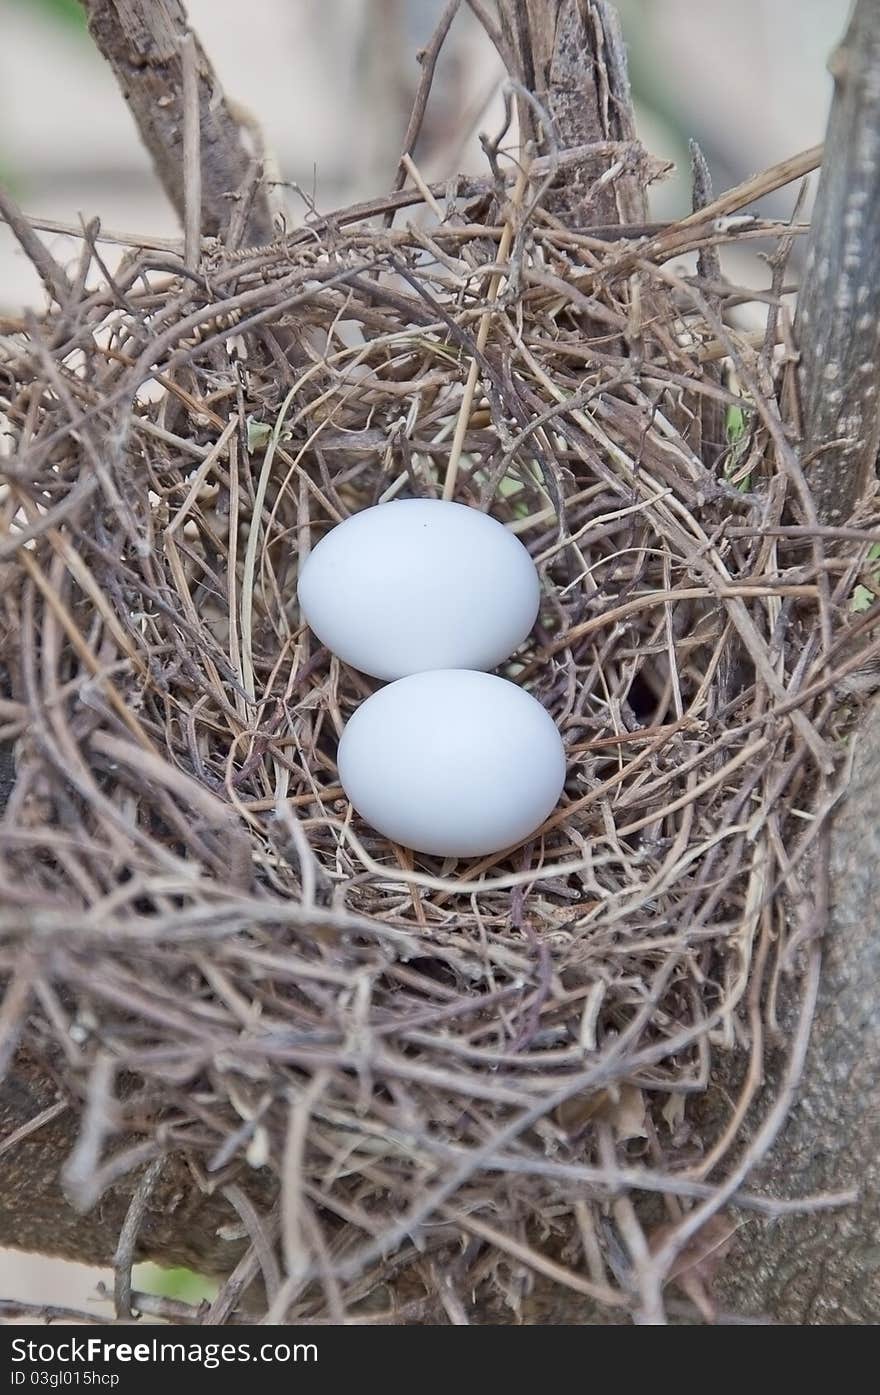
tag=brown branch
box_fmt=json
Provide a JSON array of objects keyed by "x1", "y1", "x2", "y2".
[
  {"x1": 497, "y1": 0, "x2": 646, "y2": 226},
  {"x1": 80, "y1": 0, "x2": 274, "y2": 245},
  {"x1": 716, "y1": 701, "x2": 880, "y2": 1322},
  {"x1": 390, "y1": 0, "x2": 462, "y2": 198},
  {"x1": 0, "y1": 1052, "x2": 271, "y2": 1276},
  {"x1": 796, "y1": 0, "x2": 880, "y2": 523},
  {"x1": 0, "y1": 186, "x2": 72, "y2": 307},
  {"x1": 180, "y1": 29, "x2": 202, "y2": 266},
  {"x1": 690, "y1": 140, "x2": 724, "y2": 465}
]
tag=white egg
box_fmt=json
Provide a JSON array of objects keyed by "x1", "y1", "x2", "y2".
[
  {"x1": 297, "y1": 498, "x2": 540, "y2": 680},
  {"x1": 336, "y1": 670, "x2": 566, "y2": 858}
]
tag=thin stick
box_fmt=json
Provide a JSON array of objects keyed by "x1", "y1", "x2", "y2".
[
  {"x1": 390, "y1": 0, "x2": 462, "y2": 199},
  {"x1": 113, "y1": 1157, "x2": 165, "y2": 1319},
  {"x1": 443, "y1": 158, "x2": 531, "y2": 499},
  {"x1": 0, "y1": 185, "x2": 71, "y2": 305},
  {"x1": 675, "y1": 144, "x2": 823, "y2": 230},
  {"x1": 401, "y1": 153, "x2": 444, "y2": 219},
  {"x1": 0, "y1": 1101, "x2": 68, "y2": 1161},
  {"x1": 181, "y1": 31, "x2": 202, "y2": 269}
]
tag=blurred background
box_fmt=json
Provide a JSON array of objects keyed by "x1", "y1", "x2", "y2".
[
  {"x1": 0, "y1": 0, "x2": 850, "y2": 1316},
  {"x1": 1, "y1": 0, "x2": 849, "y2": 307}
]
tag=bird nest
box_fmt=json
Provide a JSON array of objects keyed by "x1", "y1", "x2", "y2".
[{"x1": 1, "y1": 148, "x2": 878, "y2": 1325}]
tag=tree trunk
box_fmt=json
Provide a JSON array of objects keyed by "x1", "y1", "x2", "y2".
[
  {"x1": 0, "y1": 1054, "x2": 263, "y2": 1278},
  {"x1": 796, "y1": 0, "x2": 880, "y2": 524},
  {"x1": 497, "y1": 0, "x2": 647, "y2": 226},
  {"x1": 80, "y1": 0, "x2": 274, "y2": 245},
  {"x1": 713, "y1": 696, "x2": 880, "y2": 1323}
]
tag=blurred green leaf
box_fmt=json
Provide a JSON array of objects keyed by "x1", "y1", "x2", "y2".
[
  {"x1": 133, "y1": 1263, "x2": 219, "y2": 1306},
  {"x1": 246, "y1": 417, "x2": 273, "y2": 452},
  {"x1": 723, "y1": 403, "x2": 752, "y2": 491},
  {"x1": 14, "y1": 0, "x2": 87, "y2": 30},
  {"x1": 725, "y1": 404, "x2": 746, "y2": 443},
  {"x1": 851, "y1": 584, "x2": 876, "y2": 614},
  {"x1": 850, "y1": 543, "x2": 880, "y2": 612}
]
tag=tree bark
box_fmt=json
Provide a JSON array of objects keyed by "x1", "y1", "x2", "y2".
[
  {"x1": 0, "y1": 1054, "x2": 265, "y2": 1278},
  {"x1": 80, "y1": 0, "x2": 274, "y2": 245},
  {"x1": 497, "y1": 0, "x2": 647, "y2": 226},
  {"x1": 796, "y1": 0, "x2": 880, "y2": 524},
  {"x1": 712, "y1": 695, "x2": 880, "y2": 1323}
]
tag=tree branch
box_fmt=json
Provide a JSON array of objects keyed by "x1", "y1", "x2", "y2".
[
  {"x1": 497, "y1": 0, "x2": 646, "y2": 226},
  {"x1": 796, "y1": 0, "x2": 880, "y2": 523},
  {"x1": 0, "y1": 1052, "x2": 273, "y2": 1277},
  {"x1": 714, "y1": 697, "x2": 880, "y2": 1322},
  {"x1": 80, "y1": 0, "x2": 274, "y2": 246}
]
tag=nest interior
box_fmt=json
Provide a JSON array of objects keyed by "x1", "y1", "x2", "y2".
[{"x1": 1, "y1": 146, "x2": 878, "y2": 1324}]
